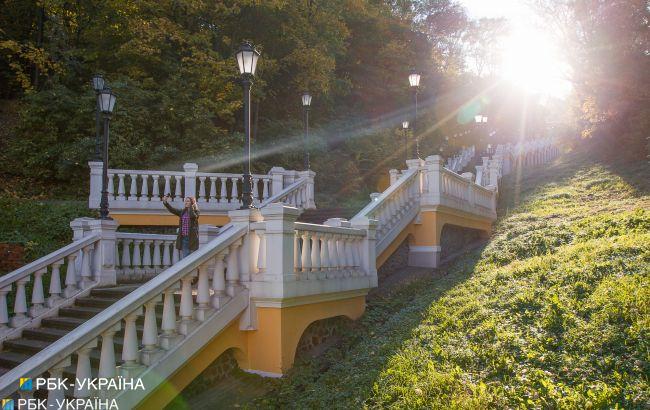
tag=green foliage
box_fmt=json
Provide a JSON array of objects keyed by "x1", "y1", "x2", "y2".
[
  {"x1": 0, "y1": 198, "x2": 94, "y2": 264},
  {"x1": 253, "y1": 149, "x2": 650, "y2": 408}
]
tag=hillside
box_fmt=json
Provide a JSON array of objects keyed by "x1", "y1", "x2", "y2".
[{"x1": 251, "y1": 145, "x2": 649, "y2": 408}]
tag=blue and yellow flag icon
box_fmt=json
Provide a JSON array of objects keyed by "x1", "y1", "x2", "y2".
[
  {"x1": 1, "y1": 399, "x2": 13, "y2": 410},
  {"x1": 19, "y1": 378, "x2": 32, "y2": 391}
]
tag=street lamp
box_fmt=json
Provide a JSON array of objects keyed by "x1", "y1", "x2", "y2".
[
  {"x1": 97, "y1": 87, "x2": 116, "y2": 220},
  {"x1": 401, "y1": 121, "x2": 409, "y2": 164},
  {"x1": 408, "y1": 69, "x2": 420, "y2": 159},
  {"x1": 235, "y1": 41, "x2": 260, "y2": 209},
  {"x1": 91, "y1": 74, "x2": 105, "y2": 161},
  {"x1": 301, "y1": 91, "x2": 312, "y2": 170}
]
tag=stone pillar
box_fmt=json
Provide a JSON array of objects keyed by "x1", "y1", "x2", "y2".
[
  {"x1": 228, "y1": 208, "x2": 263, "y2": 282},
  {"x1": 298, "y1": 169, "x2": 316, "y2": 209},
  {"x1": 183, "y1": 163, "x2": 198, "y2": 199},
  {"x1": 389, "y1": 169, "x2": 399, "y2": 185},
  {"x1": 88, "y1": 161, "x2": 103, "y2": 209},
  {"x1": 421, "y1": 155, "x2": 443, "y2": 206},
  {"x1": 198, "y1": 225, "x2": 221, "y2": 247},
  {"x1": 87, "y1": 218, "x2": 119, "y2": 286},
  {"x1": 350, "y1": 217, "x2": 378, "y2": 287},
  {"x1": 259, "y1": 204, "x2": 301, "y2": 280},
  {"x1": 269, "y1": 167, "x2": 286, "y2": 197}
]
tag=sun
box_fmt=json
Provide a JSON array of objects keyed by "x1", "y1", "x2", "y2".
[{"x1": 500, "y1": 27, "x2": 572, "y2": 98}]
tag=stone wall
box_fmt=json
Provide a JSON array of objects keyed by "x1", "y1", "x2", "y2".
[
  {"x1": 439, "y1": 224, "x2": 482, "y2": 261},
  {"x1": 177, "y1": 348, "x2": 239, "y2": 399},
  {"x1": 377, "y1": 238, "x2": 409, "y2": 281},
  {"x1": 295, "y1": 316, "x2": 351, "y2": 359}
]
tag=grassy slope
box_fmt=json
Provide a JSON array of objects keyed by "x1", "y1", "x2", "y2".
[{"x1": 254, "y1": 146, "x2": 649, "y2": 409}]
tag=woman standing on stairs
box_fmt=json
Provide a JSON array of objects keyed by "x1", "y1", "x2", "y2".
[{"x1": 162, "y1": 195, "x2": 200, "y2": 258}]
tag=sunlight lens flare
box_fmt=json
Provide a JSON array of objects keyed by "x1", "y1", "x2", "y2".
[{"x1": 501, "y1": 27, "x2": 572, "y2": 97}]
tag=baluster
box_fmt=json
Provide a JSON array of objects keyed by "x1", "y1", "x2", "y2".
[
  {"x1": 198, "y1": 176, "x2": 207, "y2": 202},
  {"x1": 300, "y1": 232, "x2": 311, "y2": 272},
  {"x1": 172, "y1": 246, "x2": 180, "y2": 265},
  {"x1": 162, "y1": 240, "x2": 171, "y2": 267},
  {"x1": 47, "y1": 358, "x2": 71, "y2": 407},
  {"x1": 294, "y1": 232, "x2": 302, "y2": 273},
  {"x1": 262, "y1": 179, "x2": 269, "y2": 200},
  {"x1": 231, "y1": 178, "x2": 239, "y2": 203},
  {"x1": 29, "y1": 268, "x2": 46, "y2": 317},
  {"x1": 142, "y1": 240, "x2": 152, "y2": 275},
  {"x1": 152, "y1": 240, "x2": 162, "y2": 274},
  {"x1": 329, "y1": 235, "x2": 340, "y2": 271},
  {"x1": 174, "y1": 175, "x2": 183, "y2": 199},
  {"x1": 320, "y1": 233, "x2": 330, "y2": 274},
  {"x1": 79, "y1": 245, "x2": 93, "y2": 289},
  {"x1": 209, "y1": 177, "x2": 217, "y2": 202},
  {"x1": 219, "y1": 177, "x2": 228, "y2": 203},
  {"x1": 352, "y1": 238, "x2": 362, "y2": 274},
  {"x1": 212, "y1": 251, "x2": 228, "y2": 309},
  {"x1": 226, "y1": 241, "x2": 241, "y2": 296},
  {"x1": 140, "y1": 175, "x2": 149, "y2": 201},
  {"x1": 151, "y1": 174, "x2": 161, "y2": 201},
  {"x1": 345, "y1": 237, "x2": 355, "y2": 272},
  {"x1": 64, "y1": 253, "x2": 78, "y2": 297},
  {"x1": 251, "y1": 178, "x2": 258, "y2": 202},
  {"x1": 107, "y1": 173, "x2": 115, "y2": 200},
  {"x1": 195, "y1": 265, "x2": 213, "y2": 321},
  {"x1": 178, "y1": 273, "x2": 197, "y2": 335},
  {"x1": 141, "y1": 298, "x2": 163, "y2": 365},
  {"x1": 159, "y1": 286, "x2": 182, "y2": 350},
  {"x1": 117, "y1": 174, "x2": 126, "y2": 200},
  {"x1": 256, "y1": 230, "x2": 266, "y2": 273},
  {"x1": 310, "y1": 232, "x2": 321, "y2": 272},
  {"x1": 0, "y1": 286, "x2": 10, "y2": 332},
  {"x1": 129, "y1": 174, "x2": 138, "y2": 201},
  {"x1": 98, "y1": 324, "x2": 120, "y2": 379},
  {"x1": 121, "y1": 239, "x2": 132, "y2": 272},
  {"x1": 337, "y1": 237, "x2": 347, "y2": 272},
  {"x1": 120, "y1": 310, "x2": 144, "y2": 377},
  {"x1": 74, "y1": 340, "x2": 97, "y2": 398},
  {"x1": 48, "y1": 260, "x2": 63, "y2": 307},
  {"x1": 163, "y1": 175, "x2": 172, "y2": 198},
  {"x1": 132, "y1": 240, "x2": 143, "y2": 275}
]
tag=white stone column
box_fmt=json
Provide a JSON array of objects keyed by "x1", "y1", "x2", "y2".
[
  {"x1": 228, "y1": 208, "x2": 263, "y2": 281},
  {"x1": 269, "y1": 167, "x2": 286, "y2": 197},
  {"x1": 298, "y1": 169, "x2": 316, "y2": 209},
  {"x1": 389, "y1": 169, "x2": 399, "y2": 185},
  {"x1": 87, "y1": 219, "x2": 119, "y2": 286},
  {"x1": 422, "y1": 155, "x2": 443, "y2": 206},
  {"x1": 350, "y1": 217, "x2": 378, "y2": 287},
  {"x1": 183, "y1": 163, "x2": 199, "y2": 199},
  {"x1": 88, "y1": 161, "x2": 103, "y2": 209},
  {"x1": 260, "y1": 204, "x2": 301, "y2": 281}
]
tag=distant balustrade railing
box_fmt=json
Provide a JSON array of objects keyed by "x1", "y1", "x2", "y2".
[
  {"x1": 89, "y1": 163, "x2": 316, "y2": 213},
  {"x1": 259, "y1": 178, "x2": 312, "y2": 210},
  {"x1": 115, "y1": 233, "x2": 178, "y2": 282}
]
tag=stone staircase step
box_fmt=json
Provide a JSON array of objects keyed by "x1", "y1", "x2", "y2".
[
  {"x1": 23, "y1": 327, "x2": 69, "y2": 342},
  {"x1": 90, "y1": 285, "x2": 141, "y2": 299},
  {"x1": 41, "y1": 316, "x2": 88, "y2": 330},
  {"x1": 0, "y1": 351, "x2": 32, "y2": 368},
  {"x1": 58, "y1": 306, "x2": 105, "y2": 319},
  {"x1": 3, "y1": 338, "x2": 52, "y2": 355},
  {"x1": 75, "y1": 296, "x2": 121, "y2": 308}
]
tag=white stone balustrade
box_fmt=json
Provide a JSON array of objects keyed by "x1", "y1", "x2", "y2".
[
  {"x1": 89, "y1": 163, "x2": 316, "y2": 215},
  {"x1": 115, "y1": 233, "x2": 178, "y2": 281}
]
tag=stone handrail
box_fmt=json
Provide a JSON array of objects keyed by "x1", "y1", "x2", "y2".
[
  {"x1": 352, "y1": 167, "x2": 421, "y2": 254},
  {"x1": 0, "y1": 234, "x2": 101, "y2": 341},
  {"x1": 0, "y1": 223, "x2": 249, "y2": 400},
  {"x1": 259, "y1": 178, "x2": 311, "y2": 210}
]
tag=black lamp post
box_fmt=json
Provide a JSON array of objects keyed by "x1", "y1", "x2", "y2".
[
  {"x1": 97, "y1": 87, "x2": 116, "y2": 220},
  {"x1": 401, "y1": 121, "x2": 409, "y2": 164},
  {"x1": 408, "y1": 69, "x2": 421, "y2": 159},
  {"x1": 235, "y1": 41, "x2": 260, "y2": 209},
  {"x1": 301, "y1": 91, "x2": 312, "y2": 170},
  {"x1": 91, "y1": 74, "x2": 105, "y2": 161}
]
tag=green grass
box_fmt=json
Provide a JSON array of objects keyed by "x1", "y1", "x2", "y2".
[{"x1": 253, "y1": 146, "x2": 650, "y2": 409}]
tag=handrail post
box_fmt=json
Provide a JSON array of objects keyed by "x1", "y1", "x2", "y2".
[
  {"x1": 259, "y1": 204, "x2": 301, "y2": 282},
  {"x1": 269, "y1": 167, "x2": 286, "y2": 196},
  {"x1": 350, "y1": 217, "x2": 378, "y2": 287},
  {"x1": 88, "y1": 161, "x2": 103, "y2": 209},
  {"x1": 422, "y1": 155, "x2": 443, "y2": 206},
  {"x1": 298, "y1": 169, "x2": 316, "y2": 209},
  {"x1": 198, "y1": 225, "x2": 221, "y2": 248},
  {"x1": 183, "y1": 163, "x2": 198, "y2": 199},
  {"x1": 87, "y1": 218, "x2": 119, "y2": 286},
  {"x1": 229, "y1": 208, "x2": 263, "y2": 282}
]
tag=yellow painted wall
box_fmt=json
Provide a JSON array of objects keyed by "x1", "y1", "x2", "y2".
[
  {"x1": 113, "y1": 213, "x2": 230, "y2": 227},
  {"x1": 137, "y1": 295, "x2": 367, "y2": 409}
]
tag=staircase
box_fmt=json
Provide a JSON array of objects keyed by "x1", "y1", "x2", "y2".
[{"x1": 0, "y1": 284, "x2": 144, "y2": 379}]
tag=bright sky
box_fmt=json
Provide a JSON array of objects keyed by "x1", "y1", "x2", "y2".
[{"x1": 459, "y1": 0, "x2": 573, "y2": 98}]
